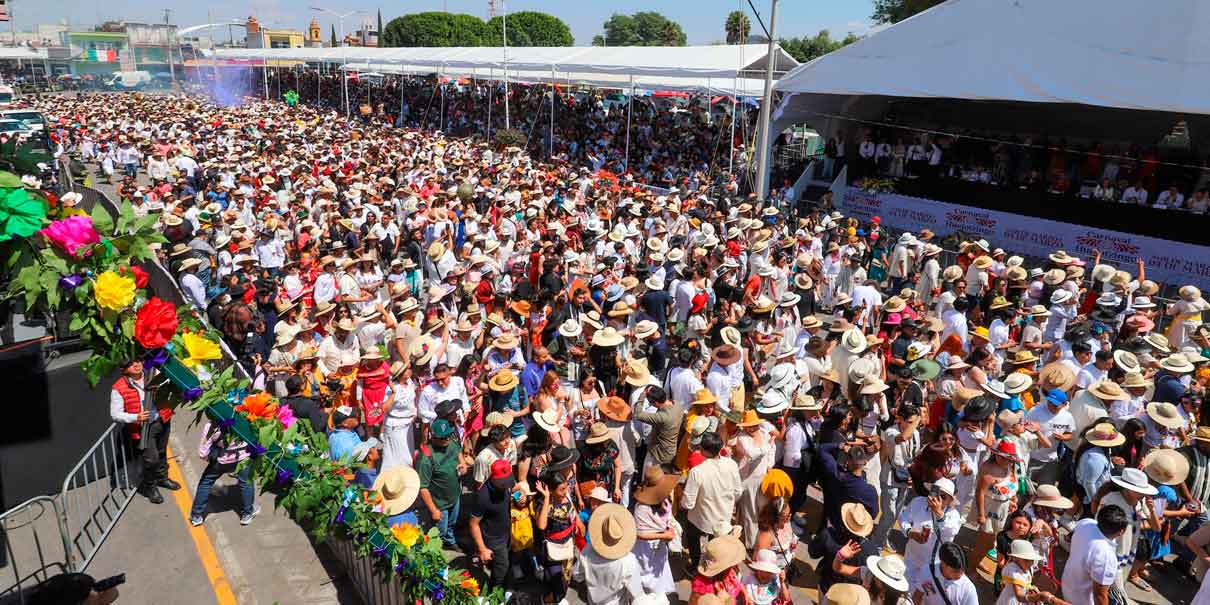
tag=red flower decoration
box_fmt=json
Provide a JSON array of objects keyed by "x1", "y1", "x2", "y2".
[
  {"x1": 120, "y1": 265, "x2": 149, "y2": 289},
  {"x1": 134, "y1": 297, "x2": 178, "y2": 349}
]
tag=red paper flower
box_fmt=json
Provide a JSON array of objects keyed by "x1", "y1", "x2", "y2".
[
  {"x1": 120, "y1": 265, "x2": 149, "y2": 289},
  {"x1": 134, "y1": 297, "x2": 178, "y2": 349}
]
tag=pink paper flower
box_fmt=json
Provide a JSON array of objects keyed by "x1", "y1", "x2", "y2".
[
  {"x1": 276, "y1": 404, "x2": 297, "y2": 429},
  {"x1": 38, "y1": 215, "x2": 100, "y2": 258}
]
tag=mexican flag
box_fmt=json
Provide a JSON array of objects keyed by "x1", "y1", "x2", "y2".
[{"x1": 86, "y1": 48, "x2": 117, "y2": 62}]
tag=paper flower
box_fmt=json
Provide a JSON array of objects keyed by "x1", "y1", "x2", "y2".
[
  {"x1": 38, "y1": 215, "x2": 100, "y2": 258},
  {"x1": 391, "y1": 523, "x2": 421, "y2": 549},
  {"x1": 276, "y1": 404, "x2": 297, "y2": 429},
  {"x1": 93, "y1": 270, "x2": 136, "y2": 311},
  {"x1": 180, "y1": 332, "x2": 221, "y2": 369},
  {"x1": 120, "y1": 265, "x2": 149, "y2": 289},
  {"x1": 0, "y1": 186, "x2": 45, "y2": 242},
  {"x1": 236, "y1": 391, "x2": 278, "y2": 421},
  {"x1": 459, "y1": 578, "x2": 479, "y2": 596},
  {"x1": 134, "y1": 297, "x2": 178, "y2": 349},
  {"x1": 59, "y1": 274, "x2": 83, "y2": 290}
]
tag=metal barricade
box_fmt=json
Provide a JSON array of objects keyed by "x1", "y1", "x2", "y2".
[
  {"x1": 329, "y1": 536, "x2": 406, "y2": 605},
  {"x1": 0, "y1": 497, "x2": 72, "y2": 604},
  {"x1": 58, "y1": 423, "x2": 137, "y2": 573}
]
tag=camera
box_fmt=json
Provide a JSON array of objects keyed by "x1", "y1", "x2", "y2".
[{"x1": 93, "y1": 574, "x2": 126, "y2": 592}]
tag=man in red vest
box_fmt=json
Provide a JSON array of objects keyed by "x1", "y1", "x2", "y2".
[{"x1": 109, "y1": 359, "x2": 179, "y2": 504}]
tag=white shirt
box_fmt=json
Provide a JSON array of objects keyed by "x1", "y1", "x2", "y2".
[
  {"x1": 1024, "y1": 404, "x2": 1074, "y2": 462},
  {"x1": 666, "y1": 366, "x2": 704, "y2": 410},
  {"x1": 921, "y1": 572, "x2": 978, "y2": 605},
  {"x1": 582, "y1": 548, "x2": 643, "y2": 605},
  {"x1": 1061, "y1": 519, "x2": 1120, "y2": 605},
  {"x1": 109, "y1": 378, "x2": 145, "y2": 424},
  {"x1": 940, "y1": 308, "x2": 969, "y2": 352},
  {"x1": 899, "y1": 496, "x2": 962, "y2": 571},
  {"x1": 706, "y1": 362, "x2": 743, "y2": 412},
  {"x1": 180, "y1": 272, "x2": 206, "y2": 310},
  {"x1": 1068, "y1": 390, "x2": 1109, "y2": 447},
  {"x1": 417, "y1": 377, "x2": 469, "y2": 424},
  {"x1": 313, "y1": 272, "x2": 337, "y2": 306},
  {"x1": 1077, "y1": 361, "x2": 1108, "y2": 389}
]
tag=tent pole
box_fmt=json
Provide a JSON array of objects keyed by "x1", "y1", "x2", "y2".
[
  {"x1": 624, "y1": 75, "x2": 634, "y2": 173},
  {"x1": 549, "y1": 66, "x2": 555, "y2": 158},
  {"x1": 754, "y1": 0, "x2": 780, "y2": 200},
  {"x1": 262, "y1": 51, "x2": 269, "y2": 100},
  {"x1": 487, "y1": 68, "x2": 493, "y2": 140}
]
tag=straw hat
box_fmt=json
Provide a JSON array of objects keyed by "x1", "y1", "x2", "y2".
[
  {"x1": 1085, "y1": 422, "x2": 1126, "y2": 448},
  {"x1": 866, "y1": 554, "x2": 909, "y2": 592},
  {"x1": 1032, "y1": 484, "x2": 1074, "y2": 509},
  {"x1": 1007, "y1": 539, "x2": 1043, "y2": 562},
  {"x1": 587, "y1": 504, "x2": 637, "y2": 561},
  {"x1": 697, "y1": 535, "x2": 746, "y2": 577},
  {"x1": 608, "y1": 302, "x2": 635, "y2": 317},
  {"x1": 634, "y1": 320, "x2": 659, "y2": 339},
  {"x1": 1196, "y1": 426, "x2": 1210, "y2": 443},
  {"x1": 942, "y1": 265, "x2": 963, "y2": 282},
  {"x1": 825, "y1": 584, "x2": 871, "y2": 605},
  {"x1": 558, "y1": 319, "x2": 582, "y2": 339},
  {"x1": 1048, "y1": 250, "x2": 1077, "y2": 265},
  {"x1": 841, "y1": 328, "x2": 868, "y2": 354},
  {"x1": 1161, "y1": 352, "x2": 1195, "y2": 374},
  {"x1": 1143, "y1": 448, "x2": 1190, "y2": 486},
  {"x1": 598, "y1": 396, "x2": 632, "y2": 422},
  {"x1": 1029, "y1": 304, "x2": 1051, "y2": 318},
  {"x1": 1088, "y1": 380, "x2": 1129, "y2": 401},
  {"x1": 737, "y1": 409, "x2": 762, "y2": 428},
  {"x1": 790, "y1": 393, "x2": 823, "y2": 411},
  {"x1": 488, "y1": 369, "x2": 519, "y2": 393},
  {"x1": 373, "y1": 466, "x2": 420, "y2": 515},
  {"x1": 1043, "y1": 269, "x2": 1066, "y2": 286},
  {"x1": 1146, "y1": 401, "x2": 1185, "y2": 429},
  {"x1": 711, "y1": 344, "x2": 741, "y2": 366},
  {"x1": 691, "y1": 388, "x2": 719, "y2": 407},
  {"x1": 859, "y1": 379, "x2": 890, "y2": 395},
  {"x1": 981, "y1": 379, "x2": 1009, "y2": 400},
  {"x1": 1113, "y1": 350, "x2": 1140, "y2": 374},
  {"x1": 1121, "y1": 372, "x2": 1151, "y2": 389},
  {"x1": 533, "y1": 408, "x2": 562, "y2": 433},
  {"x1": 1111, "y1": 467, "x2": 1159, "y2": 496},
  {"x1": 1003, "y1": 372, "x2": 1033, "y2": 394},
  {"x1": 841, "y1": 502, "x2": 874, "y2": 537},
  {"x1": 634, "y1": 466, "x2": 679, "y2": 506},
  {"x1": 1038, "y1": 362, "x2": 1076, "y2": 391},
  {"x1": 584, "y1": 421, "x2": 615, "y2": 445},
  {"x1": 883, "y1": 296, "x2": 906, "y2": 313},
  {"x1": 492, "y1": 333, "x2": 520, "y2": 351},
  {"x1": 591, "y1": 326, "x2": 624, "y2": 347},
  {"x1": 973, "y1": 255, "x2": 994, "y2": 269},
  {"x1": 752, "y1": 296, "x2": 776, "y2": 313}
]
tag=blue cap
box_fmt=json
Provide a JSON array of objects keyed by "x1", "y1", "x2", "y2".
[
  {"x1": 1045, "y1": 389, "x2": 1069, "y2": 406},
  {"x1": 431, "y1": 419, "x2": 455, "y2": 439}
]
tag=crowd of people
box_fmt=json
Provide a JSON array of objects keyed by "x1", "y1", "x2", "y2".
[
  {"x1": 36, "y1": 86, "x2": 1210, "y2": 605},
  {"x1": 246, "y1": 70, "x2": 757, "y2": 196},
  {"x1": 829, "y1": 129, "x2": 1210, "y2": 213}
]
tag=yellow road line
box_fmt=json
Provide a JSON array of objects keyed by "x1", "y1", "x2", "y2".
[{"x1": 166, "y1": 446, "x2": 238, "y2": 605}]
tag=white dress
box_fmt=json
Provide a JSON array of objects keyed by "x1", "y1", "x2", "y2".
[
  {"x1": 380, "y1": 379, "x2": 418, "y2": 470},
  {"x1": 632, "y1": 503, "x2": 676, "y2": 594}
]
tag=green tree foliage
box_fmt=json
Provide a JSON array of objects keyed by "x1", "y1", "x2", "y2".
[
  {"x1": 592, "y1": 12, "x2": 687, "y2": 46},
  {"x1": 484, "y1": 11, "x2": 574, "y2": 46},
  {"x1": 380, "y1": 12, "x2": 486, "y2": 47},
  {"x1": 871, "y1": 0, "x2": 945, "y2": 24},
  {"x1": 329, "y1": 24, "x2": 337, "y2": 47},
  {"x1": 725, "y1": 10, "x2": 751, "y2": 44},
  {"x1": 376, "y1": 9, "x2": 383, "y2": 40},
  {"x1": 381, "y1": 11, "x2": 572, "y2": 47},
  {"x1": 779, "y1": 29, "x2": 860, "y2": 63}
]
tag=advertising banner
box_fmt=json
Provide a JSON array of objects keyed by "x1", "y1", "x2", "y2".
[{"x1": 839, "y1": 187, "x2": 1210, "y2": 290}]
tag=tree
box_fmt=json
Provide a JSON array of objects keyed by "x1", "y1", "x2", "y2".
[
  {"x1": 871, "y1": 0, "x2": 945, "y2": 24},
  {"x1": 330, "y1": 24, "x2": 337, "y2": 47},
  {"x1": 381, "y1": 12, "x2": 486, "y2": 47},
  {"x1": 593, "y1": 12, "x2": 686, "y2": 46},
  {"x1": 376, "y1": 9, "x2": 383, "y2": 41},
  {"x1": 484, "y1": 12, "x2": 574, "y2": 46},
  {"x1": 779, "y1": 29, "x2": 860, "y2": 63},
  {"x1": 725, "y1": 10, "x2": 751, "y2": 44}
]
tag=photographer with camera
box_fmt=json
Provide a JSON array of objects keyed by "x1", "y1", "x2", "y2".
[
  {"x1": 28, "y1": 572, "x2": 123, "y2": 605},
  {"x1": 110, "y1": 359, "x2": 179, "y2": 505}
]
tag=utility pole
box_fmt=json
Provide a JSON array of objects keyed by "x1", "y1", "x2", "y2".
[
  {"x1": 502, "y1": 0, "x2": 509, "y2": 129},
  {"x1": 753, "y1": 0, "x2": 779, "y2": 201},
  {"x1": 163, "y1": 8, "x2": 176, "y2": 85}
]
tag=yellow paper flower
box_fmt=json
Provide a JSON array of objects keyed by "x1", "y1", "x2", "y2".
[
  {"x1": 93, "y1": 271, "x2": 136, "y2": 311},
  {"x1": 391, "y1": 523, "x2": 421, "y2": 549},
  {"x1": 181, "y1": 332, "x2": 222, "y2": 369}
]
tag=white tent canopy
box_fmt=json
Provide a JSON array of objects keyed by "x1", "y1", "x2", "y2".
[
  {"x1": 0, "y1": 47, "x2": 47, "y2": 60},
  {"x1": 773, "y1": 0, "x2": 1210, "y2": 118},
  {"x1": 339, "y1": 62, "x2": 768, "y2": 97},
  {"x1": 213, "y1": 44, "x2": 797, "y2": 81}
]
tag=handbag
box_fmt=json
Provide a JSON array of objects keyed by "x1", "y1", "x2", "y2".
[
  {"x1": 892, "y1": 466, "x2": 912, "y2": 484},
  {"x1": 546, "y1": 538, "x2": 575, "y2": 562}
]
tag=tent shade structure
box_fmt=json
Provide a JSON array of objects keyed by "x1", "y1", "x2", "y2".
[
  {"x1": 773, "y1": 0, "x2": 1210, "y2": 115},
  {"x1": 211, "y1": 44, "x2": 798, "y2": 82},
  {"x1": 339, "y1": 62, "x2": 768, "y2": 97},
  {"x1": 0, "y1": 48, "x2": 47, "y2": 60}
]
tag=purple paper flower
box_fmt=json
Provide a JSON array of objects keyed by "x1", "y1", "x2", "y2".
[
  {"x1": 217, "y1": 417, "x2": 236, "y2": 431},
  {"x1": 58, "y1": 274, "x2": 84, "y2": 290},
  {"x1": 275, "y1": 468, "x2": 292, "y2": 486},
  {"x1": 249, "y1": 444, "x2": 268, "y2": 458},
  {"x1": 432, "y1": 588, "x2": 444, "y2": 602},
  {"x1": 372, "y1": 545, "x2": 388, "y2": 558},
  {"x1": 143, "y1": 348, "x2": 170, "y2": 368},
  {"x1": 394, "y1": 561, "x2": 406, "y2": 574},
  {"x1": 334, "y1": 506, "x2": 348, "y2": 524},
  {"x1": 183, "y1": 386, "x2": 205, "y2": 401}
]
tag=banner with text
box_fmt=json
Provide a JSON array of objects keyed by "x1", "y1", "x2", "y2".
[{"x1": 839, "y1": 187, "x2": 1210, "y2": 291}]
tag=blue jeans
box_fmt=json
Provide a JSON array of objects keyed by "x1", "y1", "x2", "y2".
[
  {"x1": 421, "y1": 497, "x2": 460, "y2": 547},
  {"x1": 189, "y1": 461, "x2": 255, "y2": 518},
  {"x1": 123, "y1": 163, "x2": 137, "y2": 178}
]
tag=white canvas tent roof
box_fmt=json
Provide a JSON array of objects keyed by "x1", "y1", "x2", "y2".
[
  {"x1": 0, "y1": 47, "x2": 47, "y2": 60},
  {"x1": 773, "y1": 0, "x2": 1210, "y2": 116},
  {"x1": 340, "y1": 62, "x2": 768, "y2": 97},
  {"x1": 213, "y1": 43, "x2": 797, "y2": 82}
]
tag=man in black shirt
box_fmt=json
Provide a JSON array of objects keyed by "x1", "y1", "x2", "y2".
[
  {"x1": 889, "y1": 320, "x2": 917, "y2": 369},
  {"x1": 470, "y1": 459, "x2": 515, "y2": 589},
  {"x1": 808, "y1": 502, "x2": 877, "y2": 596},
  {"x1": 281, "y1": 375, "x2": 326, "y2": 435}
]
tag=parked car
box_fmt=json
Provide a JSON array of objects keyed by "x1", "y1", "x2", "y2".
[
  {"x1": 106, "y1": 71, "x2": 152, "y2": 90},
  {"x1": 0, "y1": 109, "x2": 45, "y2": 133}
]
